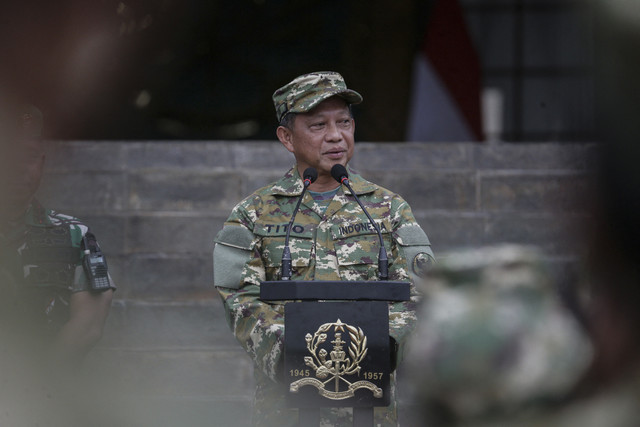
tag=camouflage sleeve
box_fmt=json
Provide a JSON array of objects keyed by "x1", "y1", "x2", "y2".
[
  {"x1": 387, "y1": 196, "x2": 435, "y2": 368},
  {"x1": 217, "y1": 285, "x2": 285, "y2": 383},
  {"x1": 214, "y1": 201, "x2": 285, "y2": 382}
]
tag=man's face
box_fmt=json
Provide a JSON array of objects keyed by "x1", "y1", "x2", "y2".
[
  {"x1": 0, "y1": 136, "x2": 45, "y2": 216},
  {"x1": 277, "y1": 96, "x2": 355, "y2": 179}
]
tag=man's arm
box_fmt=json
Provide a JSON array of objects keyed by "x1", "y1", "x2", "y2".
[
  {"x1": 214, "y1": 220, "x2": 285, "y2": 383},
  {"x1": 48, "y1": 225, "x2": 115, "y2": 368},
  {"x1": 217, "y1": 283, "x2": 285, "y2": 382},
  {"x1": 388, "y1": 197, "x2": 435, "y2": 369},
  {"x1": 50, "y1": 288, "x2": 114, "y2": 367}
]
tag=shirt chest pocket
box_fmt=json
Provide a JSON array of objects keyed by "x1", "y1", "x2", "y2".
[
  {"x1": 330, "y1": 220, "x2": 393, "y2": 281},
  {"x1": 253, "y1": 222, "x2": 314, "y2": 270}
]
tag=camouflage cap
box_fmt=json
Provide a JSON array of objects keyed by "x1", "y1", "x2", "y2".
[{"x1": 272, "y1": 71, "x2": 363, "y2": 123}]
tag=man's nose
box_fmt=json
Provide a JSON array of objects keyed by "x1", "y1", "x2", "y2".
[{"x1": 325, "y1": 122, "x2": 342, "y2": 141}]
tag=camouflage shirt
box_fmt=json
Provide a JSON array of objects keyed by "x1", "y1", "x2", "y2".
[
  {"x1": 214, "y1": 166, "x2": 434, "y2": 426},
  {"x1": 0, "y1": 199, "x2": 115, "y2": 339}
]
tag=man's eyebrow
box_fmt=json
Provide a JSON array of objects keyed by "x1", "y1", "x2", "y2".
[{"x1": 301, "y1": 113, "x2": 325, "y2": 122}]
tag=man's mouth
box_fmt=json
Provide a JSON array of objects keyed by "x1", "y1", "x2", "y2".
[{"x1": 324, "y1": 149, "x2": 345, "y2": 159}]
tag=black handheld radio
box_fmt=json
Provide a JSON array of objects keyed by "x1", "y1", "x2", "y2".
[{"x1": 82, "y1": 233, "x2": 111, "y2": 292}]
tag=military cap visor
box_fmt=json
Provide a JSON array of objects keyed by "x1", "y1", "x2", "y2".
[{"x1": 273, "y1": 72, "x2": 363, "y2": 123}]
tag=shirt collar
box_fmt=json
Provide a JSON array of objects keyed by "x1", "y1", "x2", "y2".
[{"x1": 270, "y1": 165, "x2": 377, "y2": 196}]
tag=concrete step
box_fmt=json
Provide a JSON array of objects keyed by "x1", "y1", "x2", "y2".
[{"x1": 86, "y1": 299, "x2": 424, "y2": 426}]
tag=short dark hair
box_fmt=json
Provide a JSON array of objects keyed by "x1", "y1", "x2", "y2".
[{"x1": 279, "y1": 112, "x2": 297, "y2": 130}]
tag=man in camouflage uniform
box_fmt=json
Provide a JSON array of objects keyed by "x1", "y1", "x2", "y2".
[
  {"x1": 0, "y1": 104, "x2": 115, "y2": 371},
  {"x1": 214, "y1": 71, "x2": 434, "y2": 426}
]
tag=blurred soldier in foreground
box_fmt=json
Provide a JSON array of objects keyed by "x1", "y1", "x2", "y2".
[
  {"x1": 406, "y1": 1, "x2": 640, "y2": 425},
  {"x1": 0, "y1": 105, "x2": 115, "y2": 372},
  {"x1": 213, "y1": 71, "x2": 435, "y2": 426},
  {"x1": 405, "y1": 245, "x2": 593, "y2": 425}
]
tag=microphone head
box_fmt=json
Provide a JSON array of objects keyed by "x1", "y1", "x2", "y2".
[
  {"x1": 331, "y1": 164, "x2": 349, "y2": 183},
  {"x1": 303, "y1": 167, "x2": 318, "y2": 184}
]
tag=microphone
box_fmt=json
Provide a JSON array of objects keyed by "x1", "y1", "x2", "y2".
[
  {"x1": 280, "y1": 167, "x2": 318, "y2": 280},
  {"x1": 331, "y1": 164, "x2": 389, "y2": 280}
]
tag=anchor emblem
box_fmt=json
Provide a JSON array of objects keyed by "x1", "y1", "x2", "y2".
[{"x1": 289, "y1": 319, "x2": 383, "y2": 400}]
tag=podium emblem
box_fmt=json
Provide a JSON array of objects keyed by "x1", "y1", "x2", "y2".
[{"x1": 290, "y1": 319, "x2": 383, "y2": 400}]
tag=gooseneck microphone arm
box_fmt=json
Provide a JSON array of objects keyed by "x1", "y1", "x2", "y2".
[
  {"x1": 331, "y1": 164, "x2": 389, "y2": 280},
  {"x1": 281, "y1": 167, "x2": 318, "y2": 280}
]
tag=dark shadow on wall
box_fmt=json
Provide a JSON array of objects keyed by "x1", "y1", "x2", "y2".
[{"x1": 0, "y1": 0, "x2": 432, "y2": 141}]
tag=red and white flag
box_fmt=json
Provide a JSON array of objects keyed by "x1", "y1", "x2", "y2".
[{"x1": 407, "y1": 0, "x2": 483, "y2": 142}]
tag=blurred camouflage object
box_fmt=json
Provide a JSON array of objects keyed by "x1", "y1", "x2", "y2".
[{"x1": 405, "y1": 245, "x2": 592, "y2": 425}]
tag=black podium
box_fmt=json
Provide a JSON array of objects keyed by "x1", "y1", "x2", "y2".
[{"x1": 260, "y1": 280, "x2": 410, "y2": 427}]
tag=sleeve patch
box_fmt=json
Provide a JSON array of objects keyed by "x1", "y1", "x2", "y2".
[
  {"x1": 213, "y1": 225, "x2": 256, "y2": 289},
  {"x1": 395, "y1": 225, "x2": 431, "y2": 246},
  {"x1": 395, "y1": 225, "x2": 435, "y2": 281},
  {"x1": 215, "y1": 225, "x2": 254, "y2": 250},
  {"x1": 412, "y1": 252, "x2": 435, "y2": 277}
]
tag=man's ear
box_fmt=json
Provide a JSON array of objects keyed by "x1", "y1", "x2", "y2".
[{"x1": 277, "y1": 126, "x2": 294, "y2": 153}]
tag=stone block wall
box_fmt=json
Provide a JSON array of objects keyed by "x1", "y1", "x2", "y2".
[
  {"x1": 35, "y1": 141, "x2": 593, "y2": 426},
  {"x1": 39, "y1": 141, "x2": 594, "y2": 300}
]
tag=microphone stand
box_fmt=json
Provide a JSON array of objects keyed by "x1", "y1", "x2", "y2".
[
  {"x1": 331, "y1": 165, "x2": 389, "y2": 280},
  {"x1": 281, "y1": 168, "x2": 317, "y2": 280}
]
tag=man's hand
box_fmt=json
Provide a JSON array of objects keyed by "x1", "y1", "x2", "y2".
[{"x1": 50, "y1": 289, "x2": 114, "y2": 368}]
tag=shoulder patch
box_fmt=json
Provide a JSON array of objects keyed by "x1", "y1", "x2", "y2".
[
  {"x1": 213, "y1": 225, "x2": 256, "y2": 289},
  {"x1": 395, "y1": 224, "x2": 431, "y2": 246},
  {"x1": 215, "y1": 225, "x2": 255, "y2": 250},
  {"x1": 395, "y1": 225, "x2": 435, "y2": 281}
]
